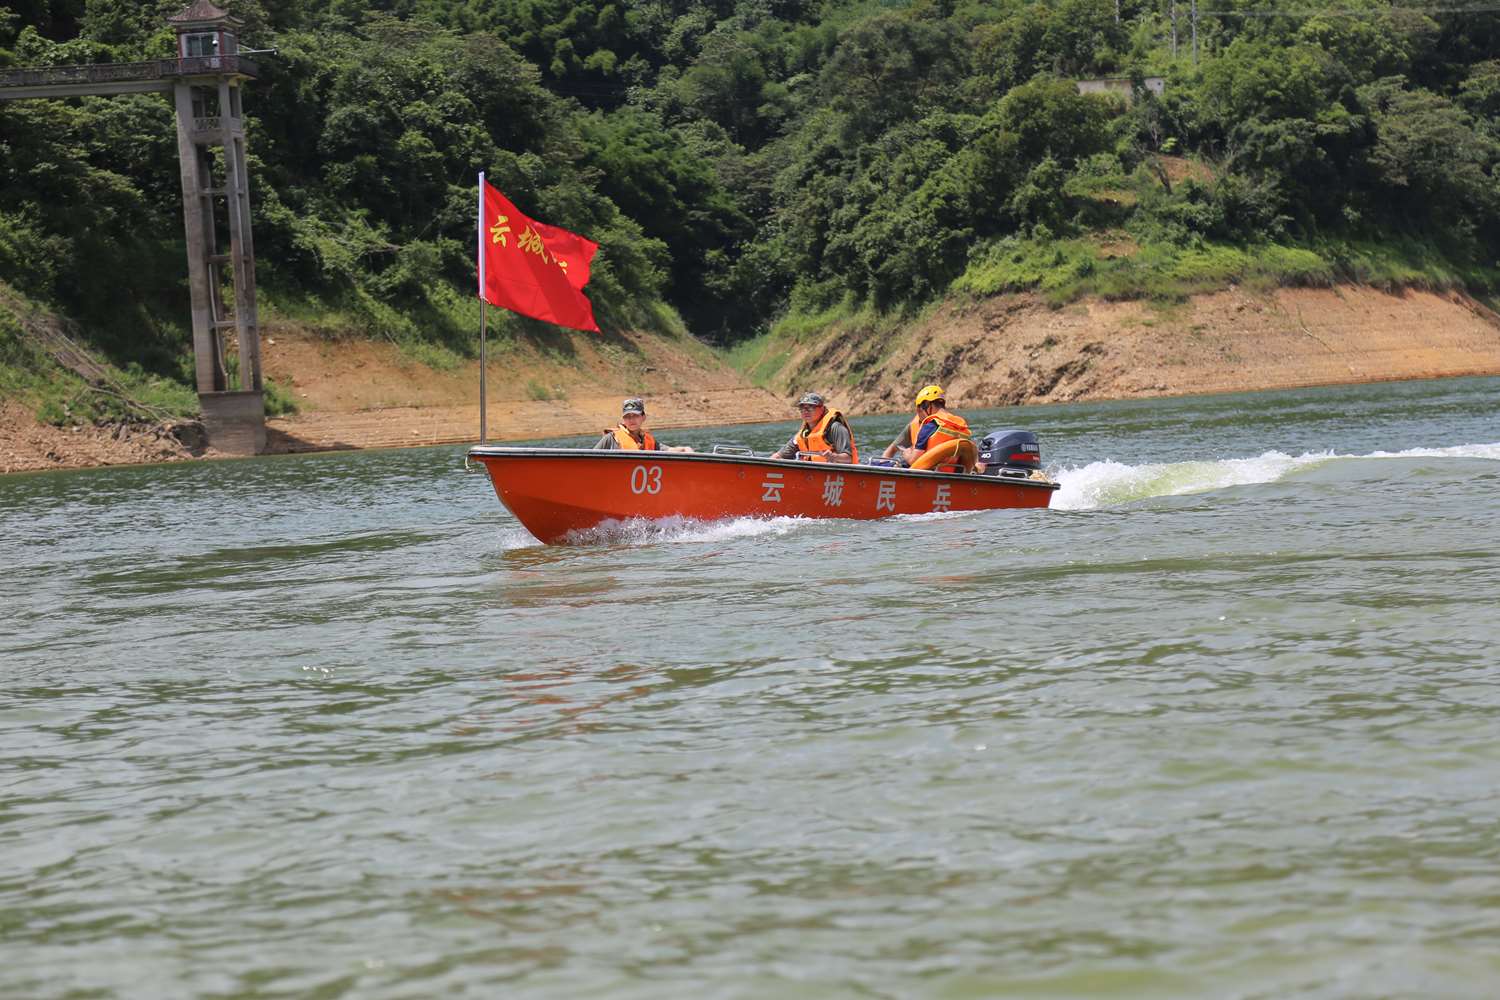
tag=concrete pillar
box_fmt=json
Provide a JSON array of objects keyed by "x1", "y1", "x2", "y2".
[
  {"x1": 220, "y1": 78, "x2": 261, "y2": 393},
  {"x1": 196, "y1": 140, "x2": 228, "y2": 390},
  {"x1": 200, "y1": 390, "x2": 266, "y2": 455},
  {"x1": 174, "y1": 74, "x2": 264, "y2": 454},
  {"x1": 173, "y1": 80, "x2": 219, "y2": 396}
]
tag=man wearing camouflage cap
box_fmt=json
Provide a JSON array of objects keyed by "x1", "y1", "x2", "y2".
[
  {"x1": 594, "y1": 397, "x2": 692, "y2": 452},
  {"x1": 765, "y1": 392, "x2": 858, "y2": 464}
]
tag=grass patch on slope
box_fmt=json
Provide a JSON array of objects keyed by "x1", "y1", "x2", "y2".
[
  {"x1": 724, "y1": 330, "x2": 792, "y2": 387},
  {"x1": 954, "y1": 235, "x2": 1495, "y2": 306},
  {"x1": 724, "y1": 293, "x2": 864, "y2": 387},
  {"x1": 1312, "y1": 236, "x2": 1496, "y2": 291},
  {"x1": 724, "y1": 294, "x2": 915, "y2": 390},
  {"x1": 2, "y1": 285, "x2": 299, "y2": 425},
  {"x1": 1, "y1": 311, "x2": 197, "y2": 426},
  {"x1": 954, "y1": 237, "x2": 1334, "y2": 304}
]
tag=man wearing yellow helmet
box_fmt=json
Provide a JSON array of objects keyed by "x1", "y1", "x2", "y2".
[{"x1": 882, "y1": 384, "x2": 972, "y2": 467}]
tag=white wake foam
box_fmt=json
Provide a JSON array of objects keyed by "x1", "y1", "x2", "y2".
[
  {"x1": 562, "y1": 514, "x2": 807, "y2": 547},
  {"x1": 1052, "y1": 442, "x2": 1500, "y2": 511},
  {"x1": 1365, "y1": 442, "x2": 1500, "y2": 461},
  {"x1": 497, "y1": 527, "x2": 543, "y2": 550}
]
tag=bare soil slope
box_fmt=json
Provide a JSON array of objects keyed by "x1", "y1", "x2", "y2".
[
  {"x1": 758, "y1": 286, "x2": 1500, "y2": 412},
  {"x1": 261, "y1": 325, "x2": 787, "y2": 452}
]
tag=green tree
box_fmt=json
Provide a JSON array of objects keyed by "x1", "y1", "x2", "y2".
[
  {"x1": 817, "y1": 11, "x2": 964, "y2": 142},
  {"x1": 1358, "y1": 78, "x2": 1498, "y2": 234}
]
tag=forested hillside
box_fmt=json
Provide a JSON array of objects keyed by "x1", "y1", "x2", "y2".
[{"x1": 2, "y1": 0, "x2": 1497, "y2": 412}]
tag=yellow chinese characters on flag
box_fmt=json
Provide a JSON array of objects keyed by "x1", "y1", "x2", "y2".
[{"x1": 477, "y1": 179, "x2": 599, "y2": 332}]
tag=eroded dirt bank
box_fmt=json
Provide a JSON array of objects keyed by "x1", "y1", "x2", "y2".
[
  {"x1": 4, "y1": 285, "x2": 1499, "y2": 474},
  {"x1": 0, "y1": 400, "x2": 198, "y2": 474},
  {"x1": 758, "y1": 286, "x2": 1500, "y2": 414},
  {"x1": 259, "y1": 324, "x2": 786, "y2": 453}
]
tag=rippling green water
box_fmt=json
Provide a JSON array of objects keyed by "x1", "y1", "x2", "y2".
[{"x1": 4, "y1": 377, "x2": 1500, "y2": 998}]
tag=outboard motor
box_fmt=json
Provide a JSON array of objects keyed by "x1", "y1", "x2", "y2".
[{"x1": 977, "y1": 429, "x2": 1042, "y2": 477}]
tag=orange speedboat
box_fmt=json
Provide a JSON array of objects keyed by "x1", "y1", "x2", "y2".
[{"x1": 469, "y1": 430, "x2": 1059, "y2": 544}]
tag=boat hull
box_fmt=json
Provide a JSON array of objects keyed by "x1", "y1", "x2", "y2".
[{"x1": 469, "y1": 447, "x2": 1058, "y2": 544}]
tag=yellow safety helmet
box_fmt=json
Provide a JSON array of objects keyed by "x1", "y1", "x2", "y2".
[{"x1": 914, "y1": 384, "x2": 945, "y2": 407}]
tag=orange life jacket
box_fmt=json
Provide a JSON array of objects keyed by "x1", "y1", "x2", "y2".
[
  {"x1": 913, "y1": 409, "x2": 970, "y2": 470},
  {"x1": 921, "y1": 409, "x2": 971, "y2": 449},
  {"x1": 795, "y1": 408, "x2": 858, "y2": 463},
  {"x1": 609, "y1": 425, "x2": 657, "y2": 450}
]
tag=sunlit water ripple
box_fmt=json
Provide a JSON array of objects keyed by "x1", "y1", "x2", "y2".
[{"x1": 3, "y1": 376, "x2": 1499, "y2": 998}]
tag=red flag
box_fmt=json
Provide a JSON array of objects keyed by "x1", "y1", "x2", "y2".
[{"x1": 477, "y1": 177, "x2": 600, "y2": 332}]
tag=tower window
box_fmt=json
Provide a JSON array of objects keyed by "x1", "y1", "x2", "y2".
[{"x1": 183, "y1": 33, "x2": 219, "y2": 58}]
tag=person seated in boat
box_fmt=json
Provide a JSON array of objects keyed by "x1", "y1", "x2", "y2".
[
  {"x1": 880, "y1": 384, "x2": 938, "y2": 464},
  {"x1": 765, "y1": 392, "x2": 857, "y2": 464},
  {"x1": 593, "y1": 398, "x2": 692, "y2": 452},
  {"x1": 884, "y1": 384, "x2": 974, "y2": 471}
]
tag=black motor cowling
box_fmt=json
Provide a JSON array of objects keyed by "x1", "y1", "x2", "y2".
[{"x1": 977, "y1": 429, "x2": 1042, "y2": 475}]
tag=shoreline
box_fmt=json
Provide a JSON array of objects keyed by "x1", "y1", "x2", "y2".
[
  {"x1": 5, "y1": 285, "x2": 1500, "y2": 475},
  {"x1": 278, "y1": 366, "x2": 1500, "y2": 450},
  {"x1": 6, "y1": 367, "x2": 1499, "y2": 476}
]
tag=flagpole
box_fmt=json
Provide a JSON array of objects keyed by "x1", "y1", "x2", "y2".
[
  {"x1": 479, "y1": 302, "x2": 488, "y2": 444},
  {"x1": 477, "y1": 171, "x2": 488, "y2": 444}
]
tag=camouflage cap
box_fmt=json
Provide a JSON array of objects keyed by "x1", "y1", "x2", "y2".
[
  {"x1": 796, "y1": 392, "x2": 825, "y2": 407},
  {"x1": 622, "y1": 397, "x2": 645, "y2": 415}
]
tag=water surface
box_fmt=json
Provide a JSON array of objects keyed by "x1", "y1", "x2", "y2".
[{"x1": 4, "y1": 377, "x2": 1499, "y2": 998}]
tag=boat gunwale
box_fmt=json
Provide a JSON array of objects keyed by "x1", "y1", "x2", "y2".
[{"x1": 466, "y1": 445, "x2": 1060, "y2": 491}]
